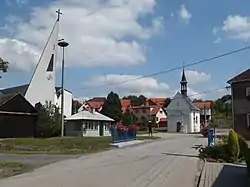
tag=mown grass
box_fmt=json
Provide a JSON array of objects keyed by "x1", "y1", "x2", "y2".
[
  {"x1": 0, "y1": 162, "x2": 29, "y2": 178},
  {"x1": 0, "y1": 137, "x2": 111, "y2": 154}
]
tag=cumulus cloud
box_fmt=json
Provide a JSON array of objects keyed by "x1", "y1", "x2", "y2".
[
  {"x1": 178, "y1": 4, "x2": 192, "y2": 23},
  {"x1": 83, "y1": 74, "x2": 171, "y2": 97},
  {"x1": 184, "y1": 70, "x2": 211, "y2": 85},
  {"x1": 221, "y1": 15, "x2": 250, "y2": 40},
  {"x1": 2, "y1": 0, "x2": 163, "y2": 71}
]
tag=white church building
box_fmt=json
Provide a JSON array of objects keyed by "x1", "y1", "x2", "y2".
[
  {"x1": 0, "y1": 11, "x2": 72, "y2": 117},
  {"x1": 166, "y1": 69, "x2": 201, "y2": 133}
]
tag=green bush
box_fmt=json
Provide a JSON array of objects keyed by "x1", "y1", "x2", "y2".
[
  {"x1": 237, "y1": 134, "x2": 248, "y2": 158},
  {"x1": 227, "y1": 129, "x2": 240, "y2": 160},
  {"x1": 244, "y1": 148, "x2": 250, "y2": 176},
  {"x1": 199, "y1": 144, "x2": 228, "y2": 162}
]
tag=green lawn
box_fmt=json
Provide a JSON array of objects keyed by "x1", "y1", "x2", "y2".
[
  {"x1": 0, "y1": 162, "x2": 29, "y2": 178},
  {"x1": 0, "y1": 136, "x2": 160, "y2": 154},
  {"x1": 0, "y1": 137, "x2": 111, "y2": 154}
]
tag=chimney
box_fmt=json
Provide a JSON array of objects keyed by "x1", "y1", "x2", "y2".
[{"x1": 91, "y1": 108, "x2": 96, "y2": 114}]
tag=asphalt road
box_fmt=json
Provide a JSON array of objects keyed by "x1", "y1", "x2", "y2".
[{"x1": 0, "y1": 133, "x2": 207, "y2": 187}]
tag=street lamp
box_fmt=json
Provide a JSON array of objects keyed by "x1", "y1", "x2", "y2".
[{"x1": 58, "y1": 39, "x2": 69, "y2": 137}]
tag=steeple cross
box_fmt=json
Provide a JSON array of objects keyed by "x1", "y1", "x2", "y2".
[{"x1": 56, "y1": 9, "x2": 62, "y2": 21}]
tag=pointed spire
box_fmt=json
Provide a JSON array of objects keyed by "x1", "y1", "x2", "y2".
[{"x1": 180, "y1": 65, "x2": 188, "y2": 96}]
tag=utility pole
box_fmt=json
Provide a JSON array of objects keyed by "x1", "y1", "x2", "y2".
[{"x1": 58, "y1": 39, "x2": 69, "y2": 137}]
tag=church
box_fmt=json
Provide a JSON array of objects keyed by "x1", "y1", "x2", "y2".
[
  {"x1": 0, "y1": 10, "x2": 72, "y2": 117},
  {"x1": 166, "y1": 69, "x2": 201, "y2": 133}
]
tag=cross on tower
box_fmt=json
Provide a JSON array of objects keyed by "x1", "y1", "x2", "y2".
[{"x1": 56, "y1": 9, "x2": 62, "y2": 21}]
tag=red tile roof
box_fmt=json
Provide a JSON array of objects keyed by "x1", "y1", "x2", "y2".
[
  {"x1": 227, "y1": 68, "x2": 250, "y2": 84},
  {"x1": 150, "y1": 105, "x2": 162, "y2": 115},
  {"x1": 146, "y1": 98, "x2": 169, "y2": 105},
  {"x1": 120, "y1": 99, "x2": 131, "y2": 107},
  {"x1": 87, "y1": 101, "x2": 105, "y2": 109},
  {"x1": 193, "y1": 101, "x2": 212, "y2": 109}
]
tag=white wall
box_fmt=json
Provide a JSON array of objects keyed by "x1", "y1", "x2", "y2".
[
  {"x1": 55, "y1": 90, "x2": 72, "y2": 117},
  {"x1": 190, "y1": 111, "x2": 201, "y2": 133},
  {"x1": 156, "y1": 108, "x2": 167, "y2": 123}
]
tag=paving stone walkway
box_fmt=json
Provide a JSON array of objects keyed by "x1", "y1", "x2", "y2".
[{"x1": 199, "y1": 162, "x2": 250, "y2": 187}]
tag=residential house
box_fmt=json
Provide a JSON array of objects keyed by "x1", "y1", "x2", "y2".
[
  {"x1": 64, "y1": 109, "x2": 114, "y2": 137},
  {"x1": 150, "y1": 105, "x2": 167, "y2": 128},
  {"x1": 166, "y1": 69, "x2": 201, "y2": 133},
  {"x1": 0, "y1": 93, "x2": 38, "y2": 138},
  {"x1": 120, "y1": 99, "x2": 131, "y2": 113},
  {"x1": 78, "y1": 97, "x2": 106, "y2": 112},
  {"x1": 193, "y1": 101, "x2": 212, "y2": 124},
  {"x1": 227, "y1": 68, "x2": 250, "y2": 140},
  {"x1": 145, "y1": 98, "x2": 170, "y2": 106}
]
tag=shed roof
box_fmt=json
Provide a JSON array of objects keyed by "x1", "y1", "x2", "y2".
[{"x1": 65, "y1": 110, "x2": 114, "y2": 121}]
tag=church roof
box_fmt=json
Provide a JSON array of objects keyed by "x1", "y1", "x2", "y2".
[
  {"x1": 175, "y1": 92, "x2": 200, "y2": 111},
  {"x1": 181, "y1": 69, "x2": 187, "y2": 82}
]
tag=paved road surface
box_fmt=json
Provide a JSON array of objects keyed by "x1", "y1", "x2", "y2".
[{"x1": 0, "y1": 134, "x2": 206, "y2": 187}]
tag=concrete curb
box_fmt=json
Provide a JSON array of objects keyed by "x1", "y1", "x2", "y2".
[{"x1": 196, "y1": 158, "x2": 206, "y2": 187}]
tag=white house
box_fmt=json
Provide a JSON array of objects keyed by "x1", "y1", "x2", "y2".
[
  {"x1": 166, "y1": 69, "x2": 201, "y2": 133},
  {"x1": 150, "y1": 105, "x2": 167, "y2": 128},
  {"x1": 64, "y1": 109, "x2": 114, "y2": 137},
  {"x1": 54, "y1": 87, "x2": 72, "y2": 117}
]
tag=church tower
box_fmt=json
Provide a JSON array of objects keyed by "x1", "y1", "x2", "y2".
[{"x1": 180, "y1": 68, "x2": 187, "y2": 96}]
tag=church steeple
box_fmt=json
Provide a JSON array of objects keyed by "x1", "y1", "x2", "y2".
[{"x1": 180, "y1": 68, "x2": 187, "y2": 96}]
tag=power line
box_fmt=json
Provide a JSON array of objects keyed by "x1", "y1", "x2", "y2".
[{"x1": 72, "y1": 45, "x2": 250, "y2": 91}]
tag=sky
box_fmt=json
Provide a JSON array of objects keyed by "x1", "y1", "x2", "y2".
[{"x1": 0, "y1": 0, "x2": 250, "y2": 101}]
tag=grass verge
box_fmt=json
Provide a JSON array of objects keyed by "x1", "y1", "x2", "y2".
[
  {"x1": 0, "y1": 137, "x2": 111, "y2": 154},
  {"x1": 136, "y1": 136, "x2": 161, "y2": 140},
  {"x1": 0, "y1": 162, "x2": 29, "y2": 178}
]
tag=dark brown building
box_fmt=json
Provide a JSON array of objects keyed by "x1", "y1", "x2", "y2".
[
  {"x1": 227, "y1": 68, "x2": 250, "y2": 140},
  {"x1": 0, "y1": 93, "x2": 38, "y2": 138}
]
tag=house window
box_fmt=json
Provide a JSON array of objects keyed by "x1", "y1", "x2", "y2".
[
  {"x1": 156, "y1": 117, "x2": 158, "y2": 121},
  {"x1": 142, "y1": 109, "x2": 146, "y2": 113},
  {"x1": 247, "y1": 114, "x2": 250, "y2": 129},
  {"x1": 246, "y1": 87, "x2": 250, "y2": 96},
  {"x1": 135, "y1": 110, "x2": 139, "y2": 114},
  {"x1": 86, "y1": 122, "x2": 94, "y2": 130},
  {"x1": 160, "y1": 111, "x2": 163, "y2": 114},
  {"x1": 195, "y1": 116, "x2": 198, "y2": 124}
]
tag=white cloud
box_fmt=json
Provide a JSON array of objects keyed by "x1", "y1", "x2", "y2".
[
  {"x1": 184, "y1": 70, "x2": 211, "y2": 85},
  {"x1": 6, "y1": 0, "x2": 28, "y2": 6},
  {"x1": 83, "y1": 74, "x2": 171, "y2": 97},
  {"x1": 221, "y1": 15, "x2": 250, "y2": 40},
  {"x1": 2, "y1": 0, "x2": 163, "y2": 71},
  {"x1": 178, "y1": 4, "x2": 192, "y2": 23}
]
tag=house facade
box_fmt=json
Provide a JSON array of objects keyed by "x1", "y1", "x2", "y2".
[
  {"x1": 227, "y1": 68, "x2": 250, "y2": 140},
  {"x1": 166, "y1": 69, "x2": 201, "y2": 133},
  {"x1": 150, "y1": 105, "x2": 167, "y2": 128},
  {"x1": 64, "y1": 109, "x2": 114, "y2": 137},
  {"x1": 78, "y1": 97, "x2": 106, "y2": 112},
  {"x1": 131, "y1": 106, "x2": 151, "y2": 125},
  {"x1": 193, "y1": 101, "x2": 212, "y2": 124}
]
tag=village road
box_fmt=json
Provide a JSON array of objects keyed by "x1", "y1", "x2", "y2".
[{"x1": 0, "y1": 133, "x2": 207, "y2": 187}]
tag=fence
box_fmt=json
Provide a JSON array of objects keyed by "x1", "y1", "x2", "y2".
[{"x1": 110, "y1": 128, "x2": 137, "y2": 143}]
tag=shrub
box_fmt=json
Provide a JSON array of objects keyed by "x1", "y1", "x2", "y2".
[
  {"x1": 199, "y1": 144, "x2": 227, "y2": 162},
  {"x1": 245, "y1": 148, "x2": 250, "y2": 176},
  {"x1": 227, "y1": 129, "x2": 240, "y2": 160},
  {"x1": 237, "y1": 134, "x2": 248, "y2": 159}
]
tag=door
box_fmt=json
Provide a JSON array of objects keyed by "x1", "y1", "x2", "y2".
[
  {"x1": 99, "y1": 122, "x2": 104, "y2": 136},
  {"x1": 177, "y1": 122, "x2": 181, "y2": 132}
]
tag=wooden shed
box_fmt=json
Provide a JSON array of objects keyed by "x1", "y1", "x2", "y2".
[{"x1": 0, "y1": 93, "x2": 38, "y2": 138}]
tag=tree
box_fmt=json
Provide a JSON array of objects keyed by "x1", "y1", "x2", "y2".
[
  {"x1": 193, "y1": 98, "x2": 203, "y2": 102},
  {"x1": 72, "y1": 99, "x2": 82, "y2": 114},
  {"x1": 123, "y1": 95, "x2": 146, "y2": 106},
  {"x1": 35, "y1": 101, "x2": 61, "y2": 138},
  {"x1": 101, "y1": 91, "x2": 122, "y2": 122},
  {"x1": 0, "y1": 58, "x2": 9, "y2": 78},
  {"x1": 121, "y1": 108, "x2": 133, "y2": 126}
]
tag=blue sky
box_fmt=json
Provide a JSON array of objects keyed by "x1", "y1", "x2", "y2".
[{"x1": 0, "y1": 0, "x2": 250, "y2": 100}]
